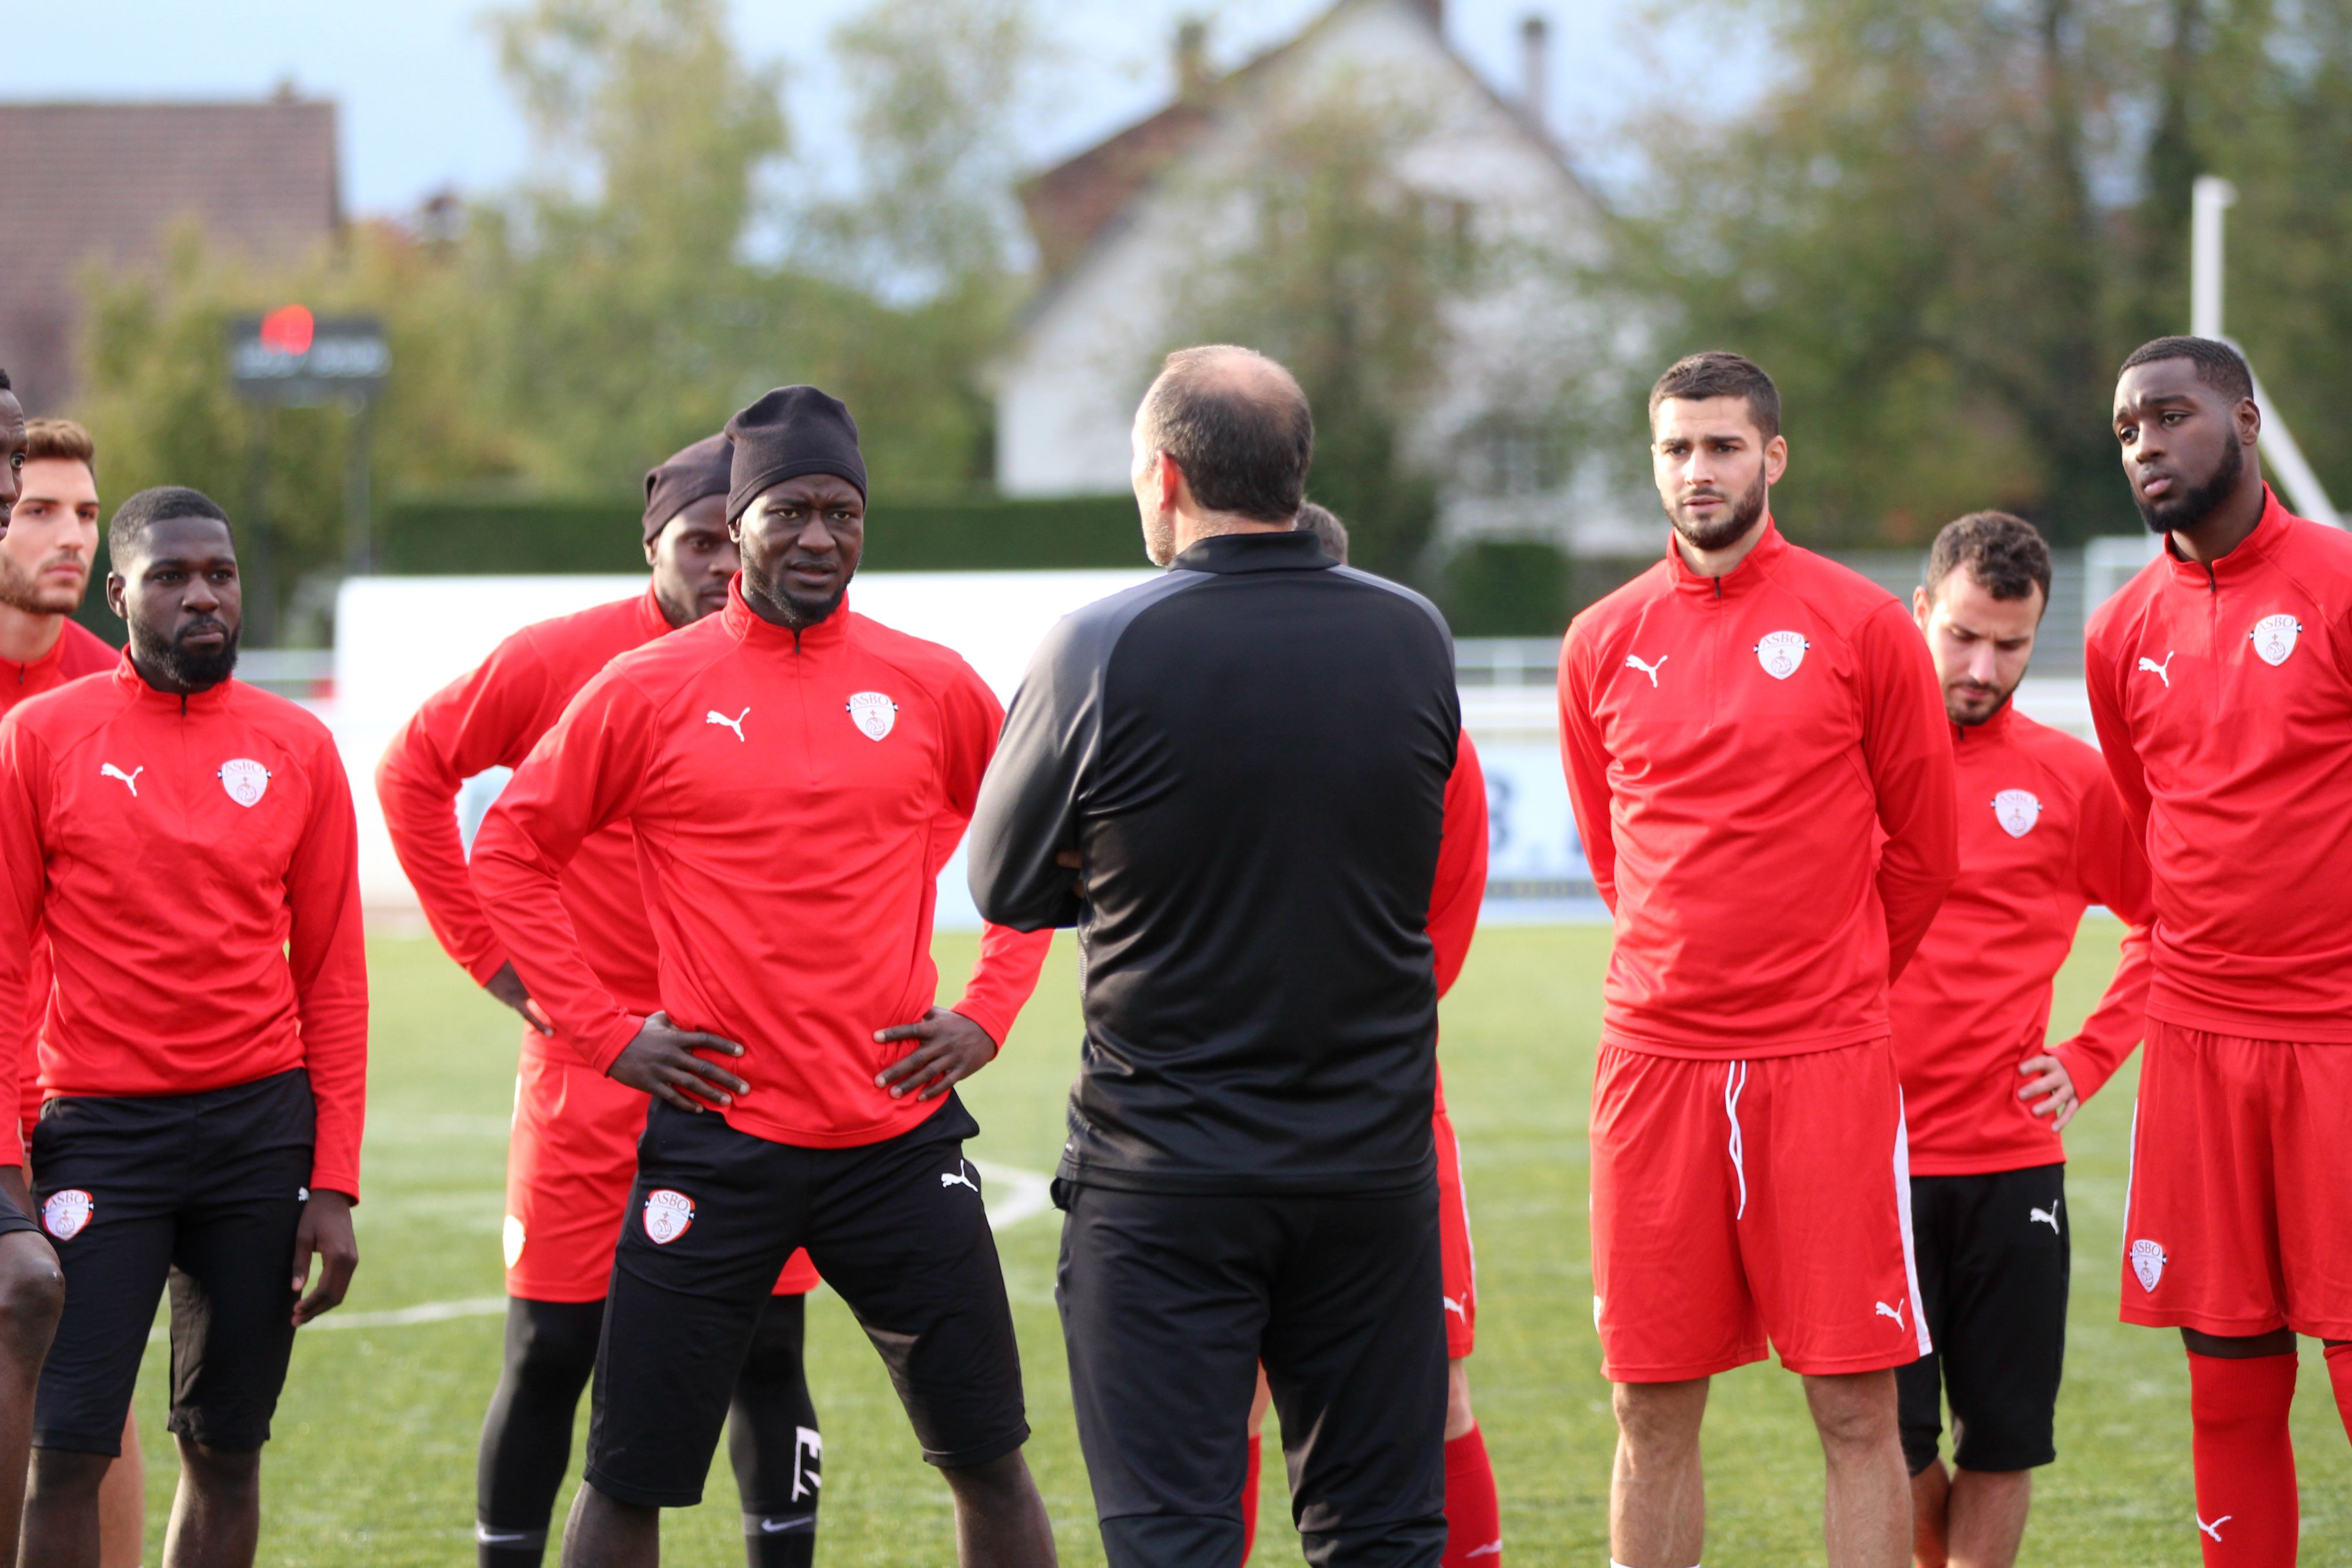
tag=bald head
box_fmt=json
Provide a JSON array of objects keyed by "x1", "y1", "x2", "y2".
[{"x1": 1134, "y1": 345, "x2": 1315, "y2": 524}]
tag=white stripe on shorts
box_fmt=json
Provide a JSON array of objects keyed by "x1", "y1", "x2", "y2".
[{"x1": 1892, "y1": 1094, "x2": 1932, "y2": 1358}]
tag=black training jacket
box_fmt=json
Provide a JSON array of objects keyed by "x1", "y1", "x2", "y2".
[{"x1": 968, "y1": 529, "x2": 1462, "y2": 1195}]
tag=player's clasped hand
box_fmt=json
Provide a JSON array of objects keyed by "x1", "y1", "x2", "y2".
[
  {"x1": 291, "y1": 1189, "x2": 359, "y2": 1327},
  {"x1": 874, "y1": 1008, "x2": 999, "y2": 1101},
  {"x1": 2018, "y1": 1052, "x2": 2080, "y2": 1129},
  {"x1": 610, "y1": 1011, "x2": 750, "y2": 1112}
]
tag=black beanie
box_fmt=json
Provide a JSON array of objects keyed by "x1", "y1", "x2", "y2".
[
  {"x1": 642, "y1": 434, "x2": 733, "y2": 545},
  {"x1": 723, "y1": 386, "x2": 867, "y2": 521}
]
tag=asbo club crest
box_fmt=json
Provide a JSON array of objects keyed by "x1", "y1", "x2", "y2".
[
  {"x1": 1754, "y1": 631, "x2": 1809, "y2": 681},
  {"x1": 846, "y1": 691, "x2": 898, "y2": 741},
  {"x1": 643, "y1": 1189, "x2": 695, "y2": 1245},
  {"x1": 218, "y1": 758, "x2": 270, "y2": 807},
  {"x1": 41, "y1": 1189, "x2": 93, "y2": 1241},
  {"x1": 2130, "y1": 1238, "x2": 2167, "y2": 1293}
]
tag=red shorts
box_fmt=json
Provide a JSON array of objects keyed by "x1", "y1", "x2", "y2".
[
  {"x1": 505, "y1": 1044, "x2": 816, "y2": 1302},
  {"x1": 1434, "y1": 1089, "x2": 1476, "y2": 1359},
  {"x1": 1590, "y1": 1039, "x2": 1928, "y2": 1382},
  {"x1": 2120, "y1": 1021, "x2": 2352, "y2": 1339}
]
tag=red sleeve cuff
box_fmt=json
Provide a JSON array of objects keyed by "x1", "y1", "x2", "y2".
[
  {"x1": 2050, "y1": 1039, "x2": 2114, "y2": 1103},
  {"x1": 950, "y1": 1004, "x2": 1009, "y2": 1059},
  {"x1": 308, "y1": 1164, "x2": 361, "y2": 1203},
  {"x1": 582, "y1": 1014, "x2": 644, "y2": 1075},
  {"x1": 463, "y1": 948, "x2": 510, "y2": 988}
]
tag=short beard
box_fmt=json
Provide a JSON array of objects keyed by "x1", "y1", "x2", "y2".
[
  {"x1": 2137, "y1": 435, "x2": 2244, "y2": 536},
  {"x1": 1670, "y1": 469, "x2": 1770, "y2": 555},
  {"x1": 747, "y1": 570, "x2": 846, "y2": 631},
  {"x1": 139, "y1": 626, "x2": 240, "y2": 691},
  {"x1": 0, "y1": 554, "x2": 83, "y2": 616}
]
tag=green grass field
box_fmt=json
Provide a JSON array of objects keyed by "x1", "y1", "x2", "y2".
[{"x1": 118, "y1": 923, "x2": 2351, "y2": 1564}]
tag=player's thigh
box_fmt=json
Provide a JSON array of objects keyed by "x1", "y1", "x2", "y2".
[
  {"x1": 1433, "y1": 1101, "x2": 1476, "y2": 1359},
  {"x1": 1894, "y1": 1175, "x2": 1958, "y2": 1475},
  {"x1": 1938, "y1": 1165, "x2": 2065, "y2": 1473},
  {"x1": 1262, "y1": 1185, "x2": 1448, "y2": 1555},
  {"x1": 587, "y1": 1103, "x2": 810, "y2": 1509},
  {"x1": 2274, "y1": 1041, "x2": 2352, "y2": 1339},
  {"x1": 505, "y1": 1054, "x2": 644, "y2": 1303},
  {"x1": 165, "y1": 1073, "x2": 316, "y2": 1451},
  {"x1": 28, "y1": 1099, "x2": 185, "y2": 1455},
  {"x1": 1056, "y1": 1183, "x2": 1270, "y2": 1563},
  {"x1": 1590, "y1": 1045, "x2": 1759, "y2": 1382},
  {"x1": 1739, "y1": 1041, "x2": 1926, "y2": 1375},
  {"x1": 803, "y1": 1096, "x2": 1027, "y2": 1470},
  {"x1": 2123, "y1": 1023, "x2": 2283, "y2": 1333}
]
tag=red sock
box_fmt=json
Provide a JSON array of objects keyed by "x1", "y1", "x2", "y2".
[
  {"x1": 2187, "y1": 1350, "x2": 2299, "y2": 1566},
  {"x1": 1239, "y1": 1432, "x2": 1261, "y2": 1566},
  {"x1": 2328, "y1": 1344, "x2": 2352, "y2": 1446},
  {"x1": 1442, "y1": 1424, "x2": 1502, "y2": 1566}
]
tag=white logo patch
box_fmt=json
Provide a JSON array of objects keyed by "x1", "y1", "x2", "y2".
[
  {"x1": 99, "y1": 763, "x2": 142, "y2": 797},
  {"x1": 2030, "y1": 1201, "x2": 2061, "y2": 1234},
  {"x1": 643, "y1": 1188, "x2": 696, "y2": 1245},
  {"x1": 846, "y1": 691, "x2": 898, "y2": 741},
  {"x1": 1755, "y1": 630, "x2": 1809, "y2": 680},
  {"x1": 940, "y1": 1159, "x2": 980, "y2": 1193},
  {"x1": 2138, "y1": 652, "x2": 2176, "y2": 687},
  {"x1": 2250, "y1": 614, "x2": 2302, "y2": 667},
  {"x1": 1992, "y1": 789, "x2": 2043, "y2": 838},
  {"x1": 2130, "y1": 1238, "x2": 2167, "y2": 1292},
  {"x1": 41, "y1": 1189, "x2": 92, "y2": 1241},
  {"x1": 705, "y1": 707, "x2": 749, "y2": 742},
  {"x1": 502, "y1": 1213, "x2": 526, "y2": 1269},
  {"x1": 1875, "y1": 1298, "x2": 1907, "y2": 1331},
  {"x1": 218, "y1": 758, "x2": 270, "y2": 807},
  {"x1": 1623, "y1": 653, "x2": 1666, "y2": 688}
]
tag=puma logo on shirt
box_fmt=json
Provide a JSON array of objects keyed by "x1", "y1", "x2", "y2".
[
  {"x1": 704, "y1": 707, "x2": 749, "y2": 741},
  {"x1": 2137, "y1": 651, "x2": 2175, "y2": 687},
  {"x1": 99, "y1": 763, "x2": 142, "y2": 796},
  {"x1": 1622, "y1": 653, "x2": 1666, "y2": 688}
]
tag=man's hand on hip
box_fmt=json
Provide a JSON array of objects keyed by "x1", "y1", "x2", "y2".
[
  {"x1": 2019, "y1": 1052, "x2": 2080, "y2": 1130},
  {"x1": 610, "y1": 1011, "x2": 749, "y2": 1112},
  {"x1": 875, "y1": 1008, "x2": 999, "y2": 1102},
  {"x1": 484, "y1": 960, "x2": 554, "y2": 1037}
]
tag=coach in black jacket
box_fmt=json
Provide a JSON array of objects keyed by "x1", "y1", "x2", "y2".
[{"x1": 970, "y1": 345, "x2": 1464, "y2": 1568}]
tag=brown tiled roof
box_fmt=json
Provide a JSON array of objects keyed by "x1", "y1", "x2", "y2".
[
  {"x1": 0, "y1": 99, "x2": 341, "y2": 412},
  {"x1": 1018, "y1": 99, "x2": 1219, "y2": 278}
]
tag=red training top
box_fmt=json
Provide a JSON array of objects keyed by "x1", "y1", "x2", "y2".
[
  {"x1": 2086, "y1": 487, "x2": 2352, "y2": 1042},
  {"x1": 378, "y1": 589, "x2": 671, "y2": 1060},
  {"x1": 1889, "y1": 703, "x2": 2154, "y2": 1175},
  {"x1": 1430, "y1": 730, "x2": 1487, "y2": 1121},
  {"x1": 1, "y1": 618, "x2": 119, "y2": 1145},
  {"x1": 1559, "y1": 520, "x2": 1958, "y2": 1057},
  {"x1": 470, "y1": 581, "x2": 1052, "y2": 1149},
  {"x1": 0, "y1": 657, "x2": 368, "y2": 1193}
]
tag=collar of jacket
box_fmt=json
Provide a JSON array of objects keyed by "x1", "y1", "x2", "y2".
[
  {"x1": 1171, "y1": 529, "x2": 1337, "y2": 574},
  {"x1": 1952, "y1": 698, "x2": 2017, "y2": 745},
  {"x1": 2161, "y1": 484, "x2": 2290, "y2": 589},
  {"x1": 110, "y1": 651, "x2": 234, "y2": 713},
  {"x1": 1665, "y1": 514, "x2": 1788, "y2": 597},
  {"x1": 720, "y1": 574, "x2": 853, "y2": 651}
]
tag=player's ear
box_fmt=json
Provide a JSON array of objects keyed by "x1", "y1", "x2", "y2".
[
  {"x1": 103, "y1": 572, "x2": 128, "y2": 621},
  {"x1": 1763, "y1": 432, "x2": 1789, "y2": 486},
  {"x1": 1911, "y1": 585, "x2": 1933, "y2": 632}
]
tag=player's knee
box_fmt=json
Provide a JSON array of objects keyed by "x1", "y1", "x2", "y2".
[
  {"x1": 508, "y1": 1300, "x2": 602, "y2": 1394},
  {"x1": 175, "y1": 1436, "x2": 262, "y2": 1495},
  {"x1": 28, "y1": 1446, "x2": 112, "y2": 1503},
  {"x1": 939, "y1": 1447, "x2": 1035, "y2": 1509},
  {"x1": 1611, "y1": 1379, "x2": 1706, "y2": 1455},
  {"x1": 0, "y1": 1233, "x2": 64, "y2": 1358},
  {"x1": 1803, "y1": 1370, "x2": 1899, "y2": 1450}
]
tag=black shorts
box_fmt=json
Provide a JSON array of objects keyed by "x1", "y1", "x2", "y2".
[
  {"x1": 1055, "y1": 1181, "x2": 1448, "y2": 1568},
  {"x1": 0, "y1": 1183, "x2": 39, "y2": 1241},
  {"x1": 1897, "y1": 1163, "x2": 2069, "y2": 1475},
  {"x1": 31, "y1": 1068, "x2": 314, "y2": 1456},
  {"x1": 585, "y1": 1094, "x2": 1026, "y2": 1509}
]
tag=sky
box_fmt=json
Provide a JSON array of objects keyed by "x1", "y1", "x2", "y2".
[{"x1": 5, "y1": 0, "x2": 1739, "y2": 216}]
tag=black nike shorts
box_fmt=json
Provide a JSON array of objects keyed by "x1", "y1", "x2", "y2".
[
  {"x1": 1897, "y1": 1163, "x2": 2069, "y2": 1475},
  {"x1": 1056, "y1": 1181, "x2": 1448, "y2": 1568},
  {"x1": 584, "y1": 1094, "x2": 1026, "y2": 1509},
  {"x1": 31, "y1": 1068, "x2": 315, "y2": 1456}
]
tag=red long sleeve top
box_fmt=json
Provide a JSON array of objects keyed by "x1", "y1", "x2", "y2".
[
  {"x1": 1, "y1": 618, "x2": 119, "y2": 1144},
  {"x1": 1430, "y1": 731, "x2": 1487, "y2": 1119},
  {"x1": 377, "y1": 590, "x2": 671, "y2": 1058},
  {"x1": 0, "y1": 657, "x2": 368, "y2": 1193},
  {"x1": 1889, "y1": 704, "x2": 2154, "y2": 1175},
  {"x1": 469, "y1": 582, "x2": 1051, "y2": 1149},
  {"x1": 2086, "y1": 488, "x2": 2352, "y2": 1042},
  {"x1": 1559, "y1": 521, "x2": 1958, "y2": 1057}
]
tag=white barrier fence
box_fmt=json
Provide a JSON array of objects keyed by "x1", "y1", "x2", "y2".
[{"x1": 325, "y1": 573, "x2": 2104, "y2": 932}]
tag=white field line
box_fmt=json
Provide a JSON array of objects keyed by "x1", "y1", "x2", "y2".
[{"x1": 145, "y1": 1161, "x2": 1055, "y2": 1342}]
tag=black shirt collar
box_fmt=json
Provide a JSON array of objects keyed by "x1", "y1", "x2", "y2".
[{"x1": 1171, "y1": 529, "x2": 1337, "y2": 574}]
